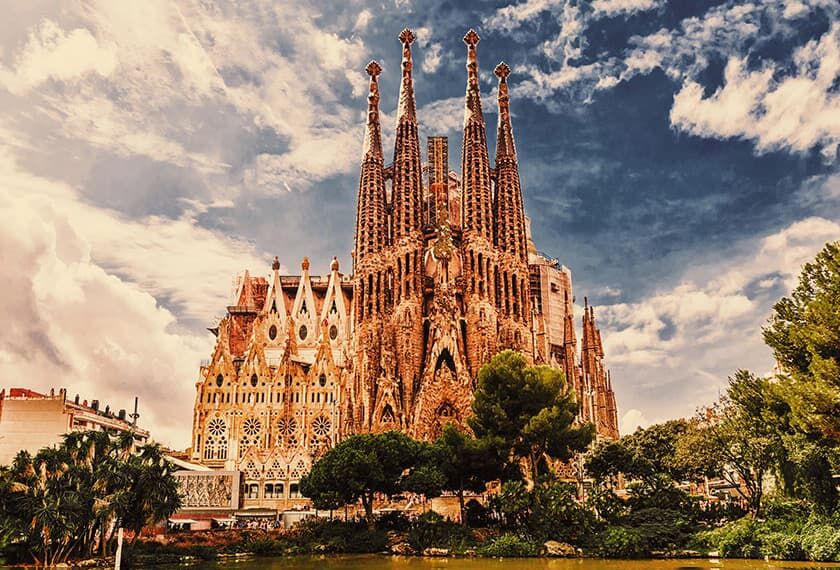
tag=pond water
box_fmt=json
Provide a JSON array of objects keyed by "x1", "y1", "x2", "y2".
[{"x1": 172, "y1": 555, "x2": 840, "y2": 570}]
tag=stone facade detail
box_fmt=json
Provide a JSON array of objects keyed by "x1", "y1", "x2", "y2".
[{"x1": 190, "y1": 29, "x2": 620, "y2": 509}]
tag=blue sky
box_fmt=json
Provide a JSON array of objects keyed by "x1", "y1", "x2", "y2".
[{"x1": 0, "y1": 0, "x2": 837, "y2": 446}]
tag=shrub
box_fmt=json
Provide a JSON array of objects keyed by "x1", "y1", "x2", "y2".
[
  {"x1": 758, "y1": 531, "x2": 804, "y2": 561},
  {"x1": 713, "y1": 518, "x2": 761, "y2": 558},
  {"x1": 801, "y1": 523, "x2": 840, "y2": 562},
  {"x1": 376, "y1": 510, "x2": 412, "y2": 531},
  {"x1": 478, "y1": 533, "x2": 539, "y2": 557},
  {"x1": 407, "y1": 511, "x2": 473, "y2": 553},
  {"x1": 291, "y1": 518, "x2": 388, "y2": 553},
  {"x1": 624, "y1": 507, "x2": 690, "y2": 551},
  {"x1": 594, "y1": 526, "x2": 648, "y2": 558},
  {"x1": 244, "y1": 538, "x2": 291, "y2": 557}
]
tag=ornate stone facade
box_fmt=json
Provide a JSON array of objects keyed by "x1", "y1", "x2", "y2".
[{"x1": 190, "y1": 29, "x2": 620, "y2": 510}]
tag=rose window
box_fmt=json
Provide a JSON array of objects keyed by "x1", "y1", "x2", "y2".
[
  {"x1": 207, "y1": 418, "x2": 226, "y2": 437},
  {"x1": 277, "y1": 417, "x2": 297, "y2": 435},
  {"x1": 312, "y1": 416, "x2": 331, "y2": 437},
  {"x1": 243, "y1": 418, "x2": 261, "y2": 437}
]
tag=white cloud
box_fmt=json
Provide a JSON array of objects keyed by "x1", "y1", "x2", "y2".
[
  {"x1": 0, "y1": 19, "x2": 117, "y2": 94},
  {"x1": 353, "y1": 9, "x2": 372, "y2": 32},
  {"x1": 0, "y1": 2, "x2": 370, "y2": 189},
  {"x1": 422, "y1": 43, "x2": 443, "y2": 74},
  {"x1": 620, "y1": 409, "x2": 650, "y2": 435},
  {"x1": 0, "y1": 147, "x2": 269, "y2": 327},
  {"x1": 601, "y1": 216, "x2": 840, "y2": 423},
  {"x1": 502, "y1": 0, "x2": 840, "y2": 160},
  {"x1": 670, "y1": 24, "x2": 840, "y2": 159},
  {"x1": 0, "y1": 152, "x2": 264, "y2": 447},
  {"x1": 484, "y1": 0, "x2": 562, "y2": 35},
  {"x1": 592, "y1": 0, "x2": 663, "y2": 17}
]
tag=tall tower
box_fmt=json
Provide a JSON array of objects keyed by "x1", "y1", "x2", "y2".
[
  {"x1": 386, "y1": 29, "x2": 426, "y2": 430},
  {"x1": 352, "y1": 61, "x2": 387, "y2": 432},
  {"x1": 580, "y1": 300, "x2": 619, "y2": 439},
  {"x1": 460, "y1": 29, "x2": 499, "y2": 377},
  {"x1": 491, "y1": 61, "x2": 531, "y2": 355}
]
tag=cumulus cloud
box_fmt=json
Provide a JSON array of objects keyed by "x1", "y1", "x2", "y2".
[
  {"x1": 0, "y1": 150, "x2": 269, "y2": 322},
  {"x1": 0, "y1": 1, "x2": 371, "y2": 190},
  {"x1": 0, "y1": 148, "x2": 280, "y2": 447},
  {"x1": 494, "y1": 0, "x2": 840, "y2": 160},
  {"x1": 620, "y1": 409, "x2": 650, "y2": 435},
  {"x1": 670, "y1": 24, "x2": 840, "y2": 159},
  {"x1": 600, "y1": 216, "x2": 840, "y2": 423},
  {"x1": 592, "y1": 0, "x2": 664, "y2": 17},
  {"x1": 0, "y1": 19, "x2": 117, "y2": 94}
]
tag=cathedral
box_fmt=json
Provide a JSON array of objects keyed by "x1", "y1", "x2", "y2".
[{"x1": 189, "y1": 29, "x2": 619, "y2": 511}]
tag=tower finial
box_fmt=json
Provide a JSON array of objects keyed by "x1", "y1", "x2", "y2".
[
  {"x1": 396, "y1": 29, "x2": 417, "y2": 121},
  {"x1": 463, "y1": 29, "x2": 483, "y2": 127},
  {"x1": 399, "y1": 28, "x2": 416, "y2": 46},
  {"x1": 464, "y1": 28, "x2": 480, "y2": 47},
  {"x1": 362, "y1": 60, "x2": 383, "y2": 160},
  {"x1": 495, "y1": 61, "x2": 516, "y2": 162},
  {"x1": 494, "y1": 61, "x2": 510, "y2": 79},
  {"x1": 272, "y1": 256, "x2": 280, "y2": 271}
]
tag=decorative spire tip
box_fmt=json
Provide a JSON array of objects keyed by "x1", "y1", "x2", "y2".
[
  {"x1": 464, "y1": 28, "x2": 480, "y2": 47},
  {"x1": 494, "y1": 61, "x2": 511, "y2": 79},
  {"x1": 399, "y1": 28, "x2": 416, "y2": 45},
  {"x1": 366, "y1": 60, "x2": 382, "y2": 77},
  {"x1": 272, "y1": 256, "x2": 280, "y2": 271}
]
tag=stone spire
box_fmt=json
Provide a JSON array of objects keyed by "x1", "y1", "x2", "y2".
[
  {"x1": 362, "y1": 61, "x2": 383, "y2": 160},
  {"x1": 461, "y1": 29, "x2": 493, "y2": 241},
  {"x1": 493, "y1": 62, "x2": 527, "y2": 262},
  {"x1": 354, "y1": 61, "x2": 386, "y2": 265},
  {"x1": 392, "y1": 28, "x2": 423, "y2": 241}
]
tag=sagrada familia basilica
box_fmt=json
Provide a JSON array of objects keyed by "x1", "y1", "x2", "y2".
[{"x1": 188, "y1": 29, "x2": 619, "y2": 510}]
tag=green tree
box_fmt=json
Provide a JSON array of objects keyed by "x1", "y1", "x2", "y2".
[
  {"x1": 763, "y1": 241, "x2": 840, "y2": 441},
  {"x1": 470, "y1": 350, "x2": 594, "y2": 483},
  {"x1": 300, "y1": 431, "x2": 421, "y2": 524},
  {"x1": 3, "y1": 431, "x2": 180, "y2": 565},
  {"x1": 679, "y1": 371, "x2": 781, "y2": 516},
  {"x1": 587, "y1": 419, "x2": 696, "y2": 490},
  {"x1": 428, "y1": 423, "x2": 506, "y2": 524}
]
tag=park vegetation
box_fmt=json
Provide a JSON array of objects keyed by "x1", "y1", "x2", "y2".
[
  {"x1": 1, "y1": 242, "x2": 837, "y2": 564},
  {"x1": 0, "y1": 430, "x2": 181, "y2": 566},
  {"x1": 297, "y1": 241, "x2": 840, "y2": 561}
]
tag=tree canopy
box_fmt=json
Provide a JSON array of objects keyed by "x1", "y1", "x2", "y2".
[
  {"x1": 299, "y1": 430, "x2": 425, "y2": 522},
  {"x1": 470, "y1": 350, "x2": 594, "y2": 482},
  {"x1": 1, "y1": 430, "x2": 180, "y2": 566},
  {"x1": 764, "y1": 241, "x2": 840, "y2": 441}
]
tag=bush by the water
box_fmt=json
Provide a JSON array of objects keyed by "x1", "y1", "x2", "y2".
[
  {"x1": 407, "y1": 511, "x2": 476, "y2": 553},
  {"x1": 478, "y1": 533, "x2": 540, "y2": 557},
  {"x1": 290, "y1": 518, "x2": 389, "y2": 553}
]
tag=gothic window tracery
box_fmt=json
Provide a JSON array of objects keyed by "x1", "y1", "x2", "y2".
[
  {"x1": 203, "y1": 418, "x2": 228, "y2": 460},
  {"x1": 277, "y1": 417, "x2": 298, "y2": 448},
  {"x1": 312, "y1": 415, "x2": 331, "y2": 437},
  {"x1": 244, "y1": 459, "x2": 260, "y2": 480},
  {"x1": 241, "y1": 417, "x2": 262, "y2": 448},
  {"x1": 290, "y1": 458, "x2": 308, "y2": 479}
]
